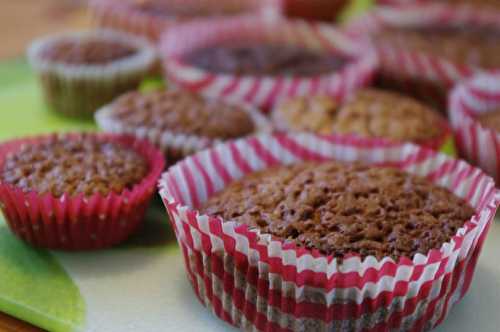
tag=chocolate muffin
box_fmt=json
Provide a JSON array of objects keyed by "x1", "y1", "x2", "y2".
[
  {"x1": 0, "y1": 132, "x2": 164, "y2": 250},
  {"x1": 96, "y1": 89, "x2": 269, "y2": 162},
  {"x1": 184, "y1": 43, "x2": 347, "y2": 76},
  {"x1": 436, "y1": 0, "x2": 500, "y2": 9},
  {"x1": 201, "y1": 161, "x2": 475, "y2": 261},
  {"x1": 27, "y1": 30, "x2": 156, "y2": 118},
  {"x1": 39, "y1": 39, "x2": 137, "y2": 65},
  {"x1": 0, "y1": 134, "x2": 148, "y2": 197},
  {"x1": 374, "y1": 25, "x2": 500, "y2": 69},
  {"x1": 133, "y1": 0, "x2": 247, "y2": 17},
  {"x1": 272, "y1": 89, "x2": 446, "y2": 144},
  {"x1": 476, "y1": 108, "x2": 500, "y2": 132}
]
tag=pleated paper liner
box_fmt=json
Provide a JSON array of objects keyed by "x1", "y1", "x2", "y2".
[
  {"x1": 345, "y1": 3, "x2": 500, "y2": 111},
  {"x1": 0, "y1": 133, "x2": 165, "y2": 250},
  {"x1": 158, "y1": 132, "x2": 499, "y2": 332},
  {"x1": 27, "y1": 29, "x2": 156, "y2": 119},
  {"x1": 449, "y1": 71, "x2": 500, "y2": 184},
  {"x1": 89, "y1": 0, "x2": 281, "y2": 43},
  {"x1": 159, "y1": 16, "x2": 377, "y2": 111},
  {"x1": 270, "y1": 97, "x2": 455, "y2": 154},
  {"x1": 95, "y1": 94, "x2": 272, "y2": 166}
]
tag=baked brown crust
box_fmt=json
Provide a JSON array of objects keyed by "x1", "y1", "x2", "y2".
[
  {"x1": 107, "y1": 90, "x2": 256, "y2": 139},
  {"x1": 477, "y1": 109, "x2": 500, "y2": 132},
  {"x1": 201, "y1": 161, "x2": 475, "y2": 261},
  {"x1": 374, "y1": 25, "x2": 500, "y2": 69},
  {"x1": 39, "y1": 39, "x2": 137, "y2": 65},
  {"x1": 1, "y1": 134, "x2": 148, "y2": 197},
  {"x1": 184, "y1": 44, "x2": 347, "y2": 76},
  {"x1": 273, "y1": 89, "x2": 443, "y2": 142}
]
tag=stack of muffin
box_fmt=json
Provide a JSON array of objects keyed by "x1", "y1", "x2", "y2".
[{"x1": 0, "y1": 1, "x2": 499, "y2": 331}]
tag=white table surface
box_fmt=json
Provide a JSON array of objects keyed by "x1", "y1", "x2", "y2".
[{"x1": 158, "y1": 218, "x2": 500, "y2": 332}]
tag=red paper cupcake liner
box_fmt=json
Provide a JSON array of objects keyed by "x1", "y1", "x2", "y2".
[
  {"x1": 158, "y1": 132, "x2": 499, "y2": 331},
  {"x1": 449, "y1": 71, "x2": 500, "y2": 184},
  {"x1": 0, "y1": 133, "x2": 165, "y2": 250},
  {"x1": 346, "y1": 4, "x2": 500, "y2": 110},
  {"x1": 88, "y1": 0, "x2": 281, "y2": 43},
  {"x1": 159, "y1": 16, "x2": 377, "y2": 111}
]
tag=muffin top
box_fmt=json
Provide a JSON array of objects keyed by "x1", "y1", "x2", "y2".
[
  {"x1": 436, "y1": 0, "x2": 500, "y2": 8},
  {"x1": 184, "y1": 43, "x2": 347, "y2": 76},
  {"x1": 106, "y1": 90, "x2": 256, "y2": 139},
  {"x1": 39, "y1": 39, "x2": 137, "y2": 65},
  {"x1": 273, "y1": 89, "x2": 443, "y2": 142},
  {"x1": 476, "y1": 109, "x2": 500, "y2": 132},
  {"x1": 134, "y1": 0, "x2": 247, "y2": 17},
  {"x1": 201, "y1": 161, "x2": 475, "y2": 261},
  {"x1": 374, "y1": 25, "x2": 500, "y2": 69},
  {"x1": 0, "y1": 134, "x2": 148, "y2": 197}
]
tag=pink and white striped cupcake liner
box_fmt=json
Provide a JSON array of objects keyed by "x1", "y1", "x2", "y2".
[
  {"x1": 449, "y1": 71, "x2": 500, "y2": 184},
  {"x1": 158, "y1": 132, "x2": 499, "y2": 332},
  {"x1": 88, "y1": 0, "x2": 281, "y2": 43},
  {"x1": 159, "y1": 16, "x2": 377, "y2": 111},
  {"x1": 346, "y1": 4, "x2": 500, "y2": 110}
]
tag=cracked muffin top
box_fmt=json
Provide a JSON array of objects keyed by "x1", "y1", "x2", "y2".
[
  {"x1": 0, "y1": 134, "x2": 148, "y2": 197},
  {"x1": 184, "y1": 43, "x2": 347, "y2": 76},
  {"x1": 201, "y1": 161, "x2": 475, "y2": 261},
  {"x1": 272, "y1": 89, "x2": 444, "y2": 143},
  {"x1": 374, "y1": 24, "x2": 500, "y2": 69},
  {"x1": 105, "y1": 90, "x2": 256, "y2": 140}
]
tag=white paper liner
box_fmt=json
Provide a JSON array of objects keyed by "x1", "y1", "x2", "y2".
[{"x1": 158, "y1": 132, "x2": 499, "y2": 331}]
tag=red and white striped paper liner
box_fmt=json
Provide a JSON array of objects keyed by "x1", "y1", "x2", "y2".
[
  {"x1": 0, "y1": 133, "x2": 165, "y2": 250},
  {"x1": 158, "y1": 132, "x2": 499, "y2": 332},
  {"x1": 449, "y1": 71, "x2": 500, "y2": 184},
  {"x1": 159, "y1": 16, "x2": 377, "y2": 111},
  {"x1": 89, "y1": 0, "x2": 281, "y2": 43},
  {"x1": 346, "y1": 4, "x2": 500, "y2": 110}
]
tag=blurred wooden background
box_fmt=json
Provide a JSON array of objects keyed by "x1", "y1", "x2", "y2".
[{"x1": 0, "y1": 0, "x2": 89, "y2": 60}]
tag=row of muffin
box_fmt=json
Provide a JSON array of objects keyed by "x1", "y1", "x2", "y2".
[
  {"x1": 25, "y1": 6, "x2": 500, "y2": 177},
  {"x1": 1, "y1": 3, "x2": 500, "y2": 331}
]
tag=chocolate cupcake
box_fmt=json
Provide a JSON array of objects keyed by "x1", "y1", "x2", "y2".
[
  {"x1": 378, "y1": 0, "x2": 500, "y2": 9},
  {"x1": 27, "y1": 30, "x2": 156, "y2": 118},
  {"x1": 160, "y1": 16, "x2": 377, "y2": 110},
  {"x1": 159, "y1": 132, "x2": 499, "y2": 331},
  {"x1": 348, "y1": 4, "x2": 500, "y2": 110},
  {"x1": 95, "y1": 89, "x2": 270, "y2": 164},
  {"x1": 89, "y1": 0, "x2": 280, "y2": 42},
  {"x1": 202, "y1": 161, "x2": 474, "y2": 261},
  {"x1": 0, "y1": 133, "x2": 164, "y2": 250},
  {"x1": 183, "y1": 44, "x2": 347, "y2": 77},
  {"x1": 272, "y1": 89, "x2": 453, "y2": 151}
]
